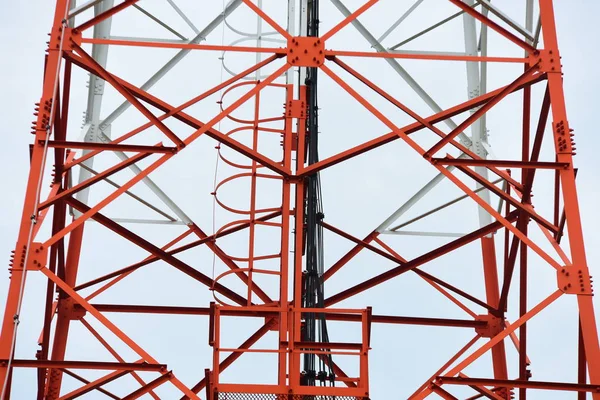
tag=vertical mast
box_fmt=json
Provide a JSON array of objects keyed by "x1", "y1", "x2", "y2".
[{"x1": 300, "y1": 0, "x2": 334, "y2": 388}]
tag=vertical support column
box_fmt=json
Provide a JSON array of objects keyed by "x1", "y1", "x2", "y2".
[
  {"x1": 46, "y1": 3, "x2": 114, "y2": 397},
  {"x1": 278, "y1": 84, "x2": 295, "y2": 386},
  {"x1": 480, "y1": 238, "x2": 508, "y2": 382},
  {"x1": 519, "y1": 2, "x2": 534, "y2": 399},
  {"x1": 246, "y1": 87, "x2": 261, "y2": 305},
  {"x1": 45, "y1": 225, "x2": 85, "y2": 399},
  {"x1": 291, "y1": 85, "x2": 308, "y2": 391},
  {"x1": 463, "y1": 0, "x2": 508, "y2": 387},
  {"x1": 38, "y1": 58, "x2": 72, "y2": 400},
  {"x1": 539, "y1": 1, "x2": 600, "y2": 396},
  {"x1": 0, "y1": 1, "x2": 71, "y2": 397},
  {"x1": 578, "y1": 319, "x2": 587, "y2": 400}
]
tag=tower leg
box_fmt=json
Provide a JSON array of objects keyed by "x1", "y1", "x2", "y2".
[
  {"x1": 0, "y1": 1, "x2": 71, "y2": 397},
  {"x1": 539, "y1": 0, "x2": 600, "y2": 395}
]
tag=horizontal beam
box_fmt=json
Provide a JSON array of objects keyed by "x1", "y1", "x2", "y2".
[
  {"x1": 325, "y1": 211, "x2": 519, "y2": 306},
  {"x1": 298, "y1": 73, "x2": 545, "y2": 177},
  {"x1": 432, "y1": 158, "x2": 570, "y2": 170},
  {"x1": 81, "y1": 38, "x2": 286, "y2": 55},
  {"x1": 44, "y1": 140, "x2": 177, "y2": 154},
  {"x1": 437, "y1": 376, "x2": 600, "y2": 392},
  {"x1": 80, "y1": 304, "x2": 486, "y2": 328},
  {"x1": 326, "y1": 49, "x2": 527, "y2": 63},
  {"x1": 1, "y1": 360, "x2": 165, "y2": 371},
  {"x1": 73, "y1": 211, "x2": 281, "y2": 292},
  {"x1": 66, "y1": 197, "x2": 248, "y2": 306}
]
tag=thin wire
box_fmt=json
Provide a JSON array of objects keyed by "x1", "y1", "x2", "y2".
[
  {"x1": 0, "y1": 10, "x2": 70, "y2": 398},
  {"x1": 211, "y1": 0, "x2": 228, "y2": 285}
]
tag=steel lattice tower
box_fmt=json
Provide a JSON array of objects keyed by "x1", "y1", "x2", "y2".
[{"x1": 1, "y1": 1, "x2": 599, "y2": 399}]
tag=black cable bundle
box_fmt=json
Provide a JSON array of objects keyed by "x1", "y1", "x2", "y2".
[{"x1": 300, "y1": 0, "x2": 335, "y2": 390}]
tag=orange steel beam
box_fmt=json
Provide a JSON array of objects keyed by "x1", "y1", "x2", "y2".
[
  {"x1": 2, "y1": 360, "x2": 165, "y2": 371},
  {"x1": 37, "y1": 265, "x2": 200, "y2": 399},
  {"x1": 58, "y1": 369, "x2": 122, "y2": 400},
  {"x1": 457, "y1": 373, "x2": 504, "y2": 400},
  {"x1": 539, "y1": 2, "x2": 600, "y2": 394},
  {"x1": 81, "y1": 37, "x2": 287, "y2": 54},
  {"x1": 75, "y1": 0, "x2": 140, "y2": 32},
  {"x1": 121, "y1": 372, "x2": 174, "y2": 400},
  {"x1": 42, "y1": 63, "x2": 290, "y2": 251},
  {"x1": 297, "y1": 72, "x2": 546, "y2": 177},
  {"x1": 81, "y1": 229, "x2": 195, "y2": 304},
  {"x1": 66, "y1": 197, "x2": 248, "y2": 306},
  {"x1": 38, "y1": 151, "x2": 152, "y2": 211},
  {"x1": 437, "y1": 376, "x2": 600, "y2": 393},
  {"x1": 320, "y1": 222, "x2": 495, "y2": 314},
  {"x1": 0, "y1": 0, "x2": 72, "y2": 393},
  {"x1": 78, "y1": 303, "x2": 487, "y2": 329},
  {"x1": 480, "y1": 237, "x2": 509, "y2": 382},
  {"x1": 43, "y1": 140, "x2": 177, "y2": 153},
  {"x1": 424, "y1": 66, "x2": 538, "y2": 157},
  {"x1": 182, "y1": 323, "x2": 273, "y2": 399},
  {"x1": 320, "y1": 0, "x2": 378, "y2": 41},
  {"x1": 73, "y1": 211, "x2": 281, "y2": 293},
  {"x1": 325, "y1": 212, "x2": 518, "y2": 306},
  {"x1": 63, "y1": 53, "x2": 281, "y2": 171},
  {"x1": 57, "y1": 369, "x2": 130, "y2": 400},
  {"x1": 447, "y1": 0, "x2": 536, "y2": 53},
  {"x1": 431, "y1": 384, "x2": 459, "y2": 400},
  {"x1": 79, "y1": 319, "x2": 160, "y2": 400},
  {"x1": 241, "y1": 0, "x2": 291, "y2": 39},
  {"x1": 327, "y1": 49, "x2": 527, "y2": 63},
  {"x1": 328, "y1": 56, "x2": 524, "y2": 192},
  {"x1": 62, "y1": 52, "x2": 290, "y2": 177},
  {"x1": 2, "y1": 1, "x2": 599, "y2": 398},
  {"x1": 408, "y1": 335, "x2": 481, "y2": 399},
  {"x1": 71, "y1": 43, "x2": 185, "y2": 148}
]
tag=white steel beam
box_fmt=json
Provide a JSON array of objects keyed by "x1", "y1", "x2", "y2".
[
  {"x1": 99, "y1": 0, "x2": 243, "y2": 129},
  {"x1": 74, "y1": 0, "x2": 115, "y2": 216},
  {"x1": 376, "y1": 165, "x2": 457, "y2": 233},
  {"x1": 463, "y1": 0, "x2": 492, "y2": 229},
  {"x1": 478, "y1": 0, "x2": 534, "y2": 42},
  {"x1": 166, "y1": 0, "x2": 200, "y2": 35},
  {"x1": 377, "y1": 0, "x2": 426, "y2": 43},
  {"x1": 68, "y1": 0, "x2": 105, "y2": 20},
  {"x1": 329, "y1": 0, "x2": 472, "y2": 147}
]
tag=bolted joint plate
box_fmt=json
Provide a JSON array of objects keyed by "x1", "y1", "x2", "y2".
[
  {"x1": 49, "y1": 26, "x2": 82, "y2": 51},
  {"x1": 285, "y1": 99, "x2": 306, "y2": 119},
  {"x1": 287, "y1": 37, "x2": 325, "y2": 67},
  {"x1": 59, "y1": 298, "x2": 87, "y2": 321},
  {"x1": 532, "y1": 49, "x2": 561, "y2": 73},
  {"x1": 553, "y1": 119, "x2": 576, "y2": 155},
  {"x1": 27, "y1": 242, "x2": 47, "y2": 270},
  {"x1": 474, "y1": 314, "x2": 503, "y2": 338},
  {"x1": 10, "y1": 242, "x2": 47, "y2": 271},
  {"x1": 557, "y1": 267, "x2": 593, "y2": 295}
]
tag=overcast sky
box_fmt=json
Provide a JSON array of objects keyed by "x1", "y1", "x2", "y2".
[{"x1": 1, "y1": 1, "x2": 599, "y2": 399}]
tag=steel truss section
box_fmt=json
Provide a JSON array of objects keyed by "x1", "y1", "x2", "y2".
[{"x1": 0, "y1": 0, "x2": 599, "y2": 399}]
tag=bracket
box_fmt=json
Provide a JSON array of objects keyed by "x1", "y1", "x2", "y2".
[
  {"x1": 475, "y1": 314, "x2": 503, "y2": 338},
  {"x1": 49, "y1": 26, "x2": 81, "y2": 51},
  {"x1": 532, "y1": 49, "x2": 561, "y2": 73},
  {"x1": 288, "y1": 37, "x2": 325, "y2": 67},
  {"x1": 557, "y1": 267, "x2": 593, "y2": 295},
  {"x1": 553, "y1": 119, "x2": 576, "y2": 155},
  {"x1": 10, "y1": 242, "x2": 47, "y2": 271},
  {"x1": 286, "y1": 99, "x2": 306, "y2": 119}
]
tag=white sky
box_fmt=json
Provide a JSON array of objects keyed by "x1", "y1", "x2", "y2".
[{"x1": 1, "y1": 1, "x2": 599, "y2": 399}]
